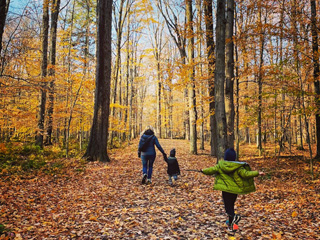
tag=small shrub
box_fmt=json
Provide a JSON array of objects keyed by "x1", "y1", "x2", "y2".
[
  {"x1": 21, "y1": 158, "x2": 46, "y2": 171},
  {"x1": 21, "y1": 144, "x2": 42, "y2": 156}
]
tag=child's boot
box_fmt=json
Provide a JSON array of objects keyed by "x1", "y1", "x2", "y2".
[{"x1": 232, "y1": 214, "x2": 241, "y2": 225}]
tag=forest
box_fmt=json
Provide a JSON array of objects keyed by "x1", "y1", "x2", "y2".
[{"x1": 1, "y1": 0, "x2": 320, "y2": 239}]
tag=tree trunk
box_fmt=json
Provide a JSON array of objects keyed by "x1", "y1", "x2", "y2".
[
  {"x1": 83, "y1": 0, "x2": 112, "y2": 162},
  {"x1": 225, "y1": 0, "x2": 235, "y2": 148},
  {"x1": 110, "y1": 0, "x2": 126, "y2": 145},
  {"x1": 310, "y1": 0, "x2": 320, "y2": 159},
  {"x1": 157, "y1": 0, "x2": 188, "y2": 139},
  {"x1": 204, "y1": 0, "x2": 216, "y2": 156},
  {"x1": 0, "y1": 0, "x2": 9, "y2": 58},
  {"x1": 234, "y1": 2, "x2": 240, "y2": 158},
  {"x1": 186, "y1": 0, "x2": 197, "y2": 154},
  {"x1": 124, "y1": 14, "x2": 130, "y2": 142},
  {"x1": 65, "y1": 0, "x2": 76, "y2": 156},
  {"x1": 257, "y1": 6, "x2": 265, "y2": 156},
  {"x1": 46, "y1": 0, "x2": 61, "y2": 145},
  {"x1": 215, "y1": 0, "x2": 227, "y2": 161},
  {"x1": 196, "y1": 0, "x2": 204, "y2": 150},
  {"x1": 36, "y1": 0, "x2": 49, "y2": 148},
  {"x1": 156, "y1": 54, "x2": 162, "y2": 137}
]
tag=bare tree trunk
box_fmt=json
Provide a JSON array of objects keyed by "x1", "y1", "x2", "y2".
[
  {"x1": 234, "y1": 2, "x2": 240, "y2": 158},
  {"x1": 186, "y1": 0, "x2": 197, "y2": 154},
  {"x1": 215, "y1": 0, "x2": 227, "y2": 161},
  {"x1": 257, "y1": 6, "x2": 265, "y2": 156},
  {"x1": 156, "y1": 54, "x2": 162, "y2": 137},
  {"x1": 83, "y1": 0, "x2": 112, "y2": 162},
  {"x1": 36, "y1": 0, "x2": 49, "y2": 148},
  {"x1": 204, "y1": 0, "x2": 216, "y2": 156},
  {"x1": 196, "y1": 0, "x2": 204, "y2": 150},
  {"x1": 0, "y1": 0, "x2": 9, "y2": 58},
  {"x1": 310, "y1": 0, "x2": 320, "y2": 159},
  {"x1": 46, "y1": 0, "x2": 61, "y2": 145},
  {"x1": 279, "y1": 0, "x2": 285, "y2": 152},
  {"x1": 124, "y1": 13, "x2": 130, "y2": 142},
  {"x1": 225, "y1": 0, "x2": 235, "y2": 148},
  {"x1": 110, "y1": 0, "x2": 131, "y2": 145},
  {"x1": 65, "y1": 0, "x2": 76, "y2": 156}
]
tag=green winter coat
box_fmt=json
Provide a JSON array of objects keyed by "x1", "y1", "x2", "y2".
[{"x1": 202, "y1": 160, "x2": 259, "y2": 195}]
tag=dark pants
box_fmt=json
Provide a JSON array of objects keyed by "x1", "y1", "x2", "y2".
[
  {"x1": 222, "y1": 191, "x2": 238, "y2": 223},
  {"x1": 141, "y1": 155, "x2": 156, "y2": 179}
]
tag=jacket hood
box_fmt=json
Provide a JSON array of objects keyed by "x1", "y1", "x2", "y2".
[
  {"x1": 218, "y1": 160, "x2": 247, "y2": 173},
  {"x1": 141, "y1": 134, "x2": 154, "y2": 140},
  {"x1": 144, "y1": 129, "x2": 154, "y2": 135}
]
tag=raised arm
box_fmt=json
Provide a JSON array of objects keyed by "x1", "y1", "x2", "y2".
[
  {"x1": 238, "y1": 167, "x2": 259, "y2": 179},
  {"x1": 154, "y1": 136, "x2": 165, "y2": 155},
  {"x1": 201, "y1": 165, "x2": 219, "y2": 175}
]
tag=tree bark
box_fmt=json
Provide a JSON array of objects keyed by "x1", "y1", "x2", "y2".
[
  {"x1": 186, "y1": 0, "x2": 197, "y2": 154},
  {"x1": 204, "y1": 0, "x2": 216, "y2": 156},
  {"x1": 36, "y1": 0, "x2": 49, "y2": 148},
  {"x1": 196, "y1": 0, "x2": 204, "y2": 150},
  {"x1": 257, "y1": 5, "x2": 265, "y2": 155},
  {"x1": 225, "y1": 0, "x2": 235, "y2": 148},
  {"x1": 310, "y1": 0, "x2": 320, "y2": 158},
  {"x1": 83, "y1": 0, "x2": 112, "y2": 162},
  {"x1": 215, "y1": 0, "x2": 227, "y2": 161},
  {"x1": 0, "y1": 0, "x2": 9, "y2": 58},
  {"x1": 46, "y1": 0, "x2": 61, "y2": 145}
]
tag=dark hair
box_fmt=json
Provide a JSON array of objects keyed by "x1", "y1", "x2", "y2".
[
  {"x1": 224, "y1": 148, "x2": 236, "y2": 161},
  {"x1": 170, "y1": 148, "x2": 176, "y2": 157},
  {"x1": 144, "y1": 129, "x2": 154, "y2": 135}
]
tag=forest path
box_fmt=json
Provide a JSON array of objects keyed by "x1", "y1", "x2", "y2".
[{"x1": 1, "y1": 139, "x2": 319, "y2": 239}]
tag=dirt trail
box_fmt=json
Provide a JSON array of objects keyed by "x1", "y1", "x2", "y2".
[{"x1": 1, "y1": 139, "x2": 319, "y2": 239}]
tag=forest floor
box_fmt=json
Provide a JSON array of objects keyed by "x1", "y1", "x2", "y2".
[{"x1": 1, "y1": 139, "x2": 320, "y2": 239}]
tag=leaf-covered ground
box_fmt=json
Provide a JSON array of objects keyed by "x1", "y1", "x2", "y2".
[{"x1": 1, "y1": 139, "x2": 320, "y2": 239}]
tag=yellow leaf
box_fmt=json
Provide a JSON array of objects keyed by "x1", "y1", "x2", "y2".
[
  {"x1": 228, "y1": 237, "x2": 235, "y2": 240},
  {"x1": 292, "y1": 211, "x2": 298, "y2": 217},
  {"x1": 89, "y1": 216, "x2": 98, "y2": 221},
  {"x1": 27, "y1": 226, "x2": 34, "y2": 231},
  {"x1": 272, "y1": 231, "x2": 282, "y2": 239}
]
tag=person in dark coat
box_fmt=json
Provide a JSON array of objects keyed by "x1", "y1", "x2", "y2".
[
  {"x1": 138, "y1": 127, "x2": 167, "y2": 184},
  {"x1": 166, "y1": 148, "x2": 180, "y2": 185}
]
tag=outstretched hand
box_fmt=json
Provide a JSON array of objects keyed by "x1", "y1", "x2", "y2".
[
  {"x1": 163, "y1": 153, "x2": 168, "y2": 162},
  {"x1": 259, "y1": 171, "x2": 265, "y2": 176}
]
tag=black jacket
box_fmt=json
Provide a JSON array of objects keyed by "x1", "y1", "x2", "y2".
[{"x1": 166, "y1": 156, "x2": 180, "y2": 175}]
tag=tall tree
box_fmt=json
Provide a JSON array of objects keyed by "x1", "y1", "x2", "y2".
[
  {"x1": 225, "y1": 0, "x2": 235, "y2": 148},
  {"x1": 110, "y1": 0, "x2": 132, "y2": 144},
  {"x1": 196, "y1": 0, "x2": 204, "y2": 150},
  {"x1": 310, "y1": 0, "x2": 320, "y2": 159},
  {"x1": 257, "y1": 1, "x2": 266, "y2": 155},
  {"x1": 215, "y1": 0, "x2": 227, "y2": 161},
  {"x1": 46, "y1": 0, "x2": 61, "y2": 145},
  {"x1": 149, "y1": 20, "x2": 165, "y2": 138},
  {"x1": 186, "y1": 0, "x2": 197, "y2": 154},
  {"x1": 0, "y1": 0, "x2": 9, "y2": 58},
  {"x1": 36, "y1": 0, "x2": 49, "y2": 148},
  {"x1": 204, "y1": 0, "x2": 216, "y2": 156},
  {"x1": 157, "y1": 0, "x2": 189, "y2": 140},
  {"x1": 83, "y1": 0, "x2": 112, "y2": 162}
]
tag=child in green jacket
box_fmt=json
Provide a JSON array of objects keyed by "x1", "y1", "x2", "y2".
[{"x1": 201, "y1": 148, "x2": 264, "y2": 232}]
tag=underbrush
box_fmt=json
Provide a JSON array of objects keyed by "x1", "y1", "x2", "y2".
[{"x1": 0, "y1": 142, "x2": 86, "y2": 177}]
